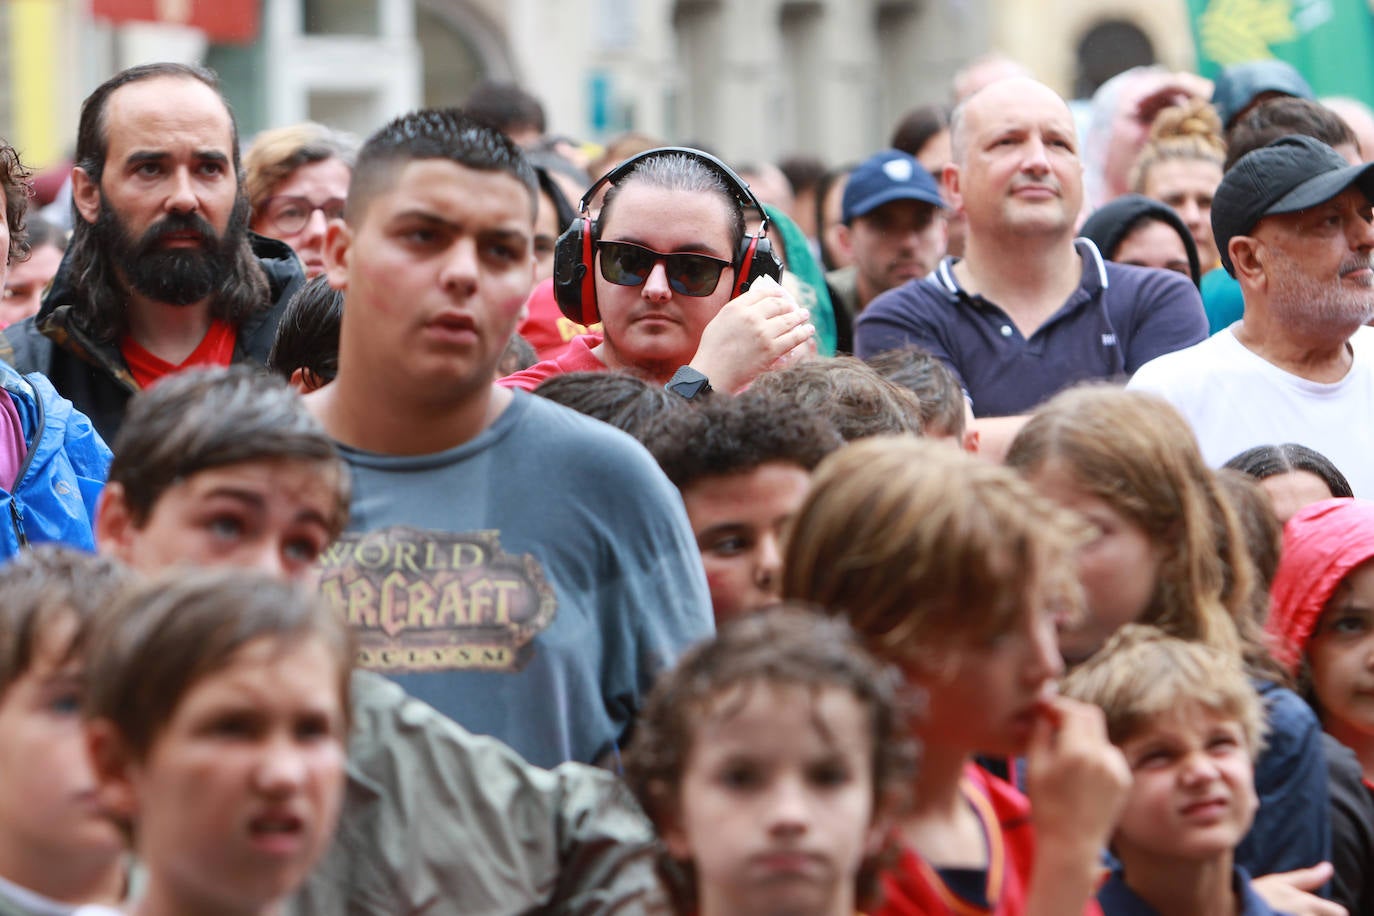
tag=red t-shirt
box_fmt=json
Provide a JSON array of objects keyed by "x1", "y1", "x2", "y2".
[
  {"x1": 120, "y1": 319, "x2": 238, "y2": 390},
  {"x1": 516, "y1": 277, "x2": 602, "y2": 361},
  {"x1": 877, "y1": 763, "x2": 1101, "y2": 916},
  {"x1": 497, "y1": 333, "x2": 606, "y2": 392}
]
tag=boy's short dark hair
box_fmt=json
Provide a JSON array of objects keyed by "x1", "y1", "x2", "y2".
[
  {"x1": 534, "y1": 371, "x2": 686, "y2": 442},
  {"x1": 84, "y1": 567, "x2": 355, "y2": 761},
  {"x1": 749, "y1": 356, "x2": 924, "y2": 441},
  {"x1": 865, "y1": 346, "x2": 965, "y2": 438},
  {"x1": 643, "y1": 389, "x2": 842, "y2": 491},
  {"x1": 347, "y1": 108, "x2": 538, "y2": 226},
  {"x1": 0, "y1": 546, "x2": 133, "y2": 698},
  {"x1": 107, "y1": 366, "x2": 349, "y2": 534},
  {"x1": 268, "y1": 275, "x2": 343, "y2": 385},
  {"x1": 623, "y1": 604, "x2": 919, "y2": 915}
]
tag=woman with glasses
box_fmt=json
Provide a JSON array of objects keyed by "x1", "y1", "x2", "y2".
[{"x1": 244, "y1": 122, "x2": 358, "y2": 278}]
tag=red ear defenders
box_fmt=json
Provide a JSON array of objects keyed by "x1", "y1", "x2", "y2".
[{"x1": 551, "y1": 146, "x2": 783, "y2": 326}]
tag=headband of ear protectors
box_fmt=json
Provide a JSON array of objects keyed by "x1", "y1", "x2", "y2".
[{"x1": 551, "y1": 146, "x2": 783, "y2": 326}]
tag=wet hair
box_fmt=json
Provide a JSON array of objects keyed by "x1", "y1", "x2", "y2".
[
  {"x1": 268, "y1": 274, "x2": 343, "y2": 386},
  {"x1": 108, "y1": 365, "x2": 349, "y2": 535},
  {"x1": 68, "y1": 63, "x2": 266, "y2": 342},
  {"x1": 84, "y1": 567, "x2": 354, "y2": 761},
  {"x1": 890, "y1": 103, "x2": 952, "y2": 162},
  {"x1": 1225, "y1": 97, "x2": 1357, "y2": 171},
  {"x1": 644, "y1": 389, "x2": 843, "y2": 491},
  {"x1": 1223, "y1": 443, "x2": 1354, "y2": 499},
  {"x1": 0, "y1": 142, "x2": 32, "y2": 265},
  {"x1": 1063, "y1": 624, "x2": 1267, "y2": 757},
  {"x1": 748, "y1": 357, "x2": 923, "y2": 441},
  {"x1": 244, "y1": 121, "x2": 359, "y2": 217},
  {"x1": 1005, "y1": 386, "x2": 1280, "y2": 678},
  {"x1": 0, "y1": 547, "x2": 133, "y2": 698},
  {"x1": 1129, "y1": 99, "x2": 1225, "y2": 194},
  {"x1": 533, "y1": 371, "x2": 684, "y2": 442},
  {"x1": 346, "y1": 108, "x2": 538, "y2": 226},
  {"x1": 1215, "y1": 468, "x2": 1283, "y2": 626},
  {"x1": 783, "y1": 437, "x2": 1084, "y2": 664},
  {"x1": 462, "y1": 80, "x2": 547, "y2": 138},
  {"x1": 864, "y1": 346, "x2": 966, "y2": 438},
  {"x1": 594, "y1": 151, "x2": 745, "y2": 256},
  {"x1": 623, "y1": 604, "x2": 919, "y2": 915}
]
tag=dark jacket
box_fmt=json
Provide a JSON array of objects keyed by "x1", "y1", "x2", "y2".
[
  {"x1": 1079, "y1": 194, "x2": 1202, "y2": 286},
  {"x1": 0, "y1": 234, "x2": 304, "y2": 443}
]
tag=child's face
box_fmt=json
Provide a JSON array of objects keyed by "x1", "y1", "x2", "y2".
[
  {"x1": 1113, "y1": 704, "x2": 1256, "y2": 865},
  {"x1": 682, "y1": 462, "x2": 813, "y2": 623},
  {"x1": 666, "y1": 681, "x2": 878, "y2": 916},
  {"x1": 0, "y1": 616, "x2": 122, "y2": 873},
  {"x1": 912, "y1": 599, "x2": 1062, "y2": 757},
  {"x1": 122, "y1": 637, "x2": 346, "y2": 912},
  {"x1": 1025, "y1": 461, "x2": 1164, "y2": 666},
  {"x1": 100, "y1": 458, "x2": 342, "y2": 584},
  {"x1": 1307, "y1": 560, "x2": 1374, "y2": 747}
]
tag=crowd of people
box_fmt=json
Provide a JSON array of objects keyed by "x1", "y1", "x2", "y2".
[{"x1": 0, "y1": 47, "x2": 1370, "y2": 916}]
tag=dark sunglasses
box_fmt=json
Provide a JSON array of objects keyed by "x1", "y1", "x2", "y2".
[
  {"x1": 260, "y1": 195, "x2": 347, "y2": 235},
  {"x1": 597, "y1": 240, "x2": 731, "y2": 297}
]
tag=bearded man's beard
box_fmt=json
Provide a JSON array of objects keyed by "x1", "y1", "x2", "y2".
[{"x1": 93, "y1": 192, "x2": 251, "y2": 306}]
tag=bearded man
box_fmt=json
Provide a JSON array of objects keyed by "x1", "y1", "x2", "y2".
[{"x1": 1, "y1": 63, "x2": 304, "y2": 441}]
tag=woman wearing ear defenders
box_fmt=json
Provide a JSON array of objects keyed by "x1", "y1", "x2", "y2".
[{"x1": 500, "y1": 148, "x2": 816, "y2": 397}]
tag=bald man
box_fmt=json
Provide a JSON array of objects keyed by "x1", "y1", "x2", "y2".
[{"x1": 854, "y1": 77, "x2": 1207, "y2": 456}]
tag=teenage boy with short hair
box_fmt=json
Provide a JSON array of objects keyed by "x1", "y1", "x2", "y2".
[{"x1": 310, "y1": 107, "x2": 712, "y2": 769}]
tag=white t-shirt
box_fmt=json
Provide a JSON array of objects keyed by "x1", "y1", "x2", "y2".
[{"x1": 1128, "y1": 323, "x2": 1374, "y2": 496}]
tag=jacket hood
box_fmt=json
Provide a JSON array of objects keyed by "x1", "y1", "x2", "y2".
[
  {"x1": 1267, "y1": 498, "x2": 1374, "y2": 674},
  {"x1": 1079, "y1": 193, "x2": 1202, "y2": 286}
]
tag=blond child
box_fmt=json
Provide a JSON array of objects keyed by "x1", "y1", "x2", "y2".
[
  {"x1": 782, "y1": 437, "x2": 1131, "y2": 915},
  {"x1": 624, "y1": 606, "x2": 918, "y2": 916},
  {"x1": 1063, "y1": 625, "x2": 1285, "y2": 916}
]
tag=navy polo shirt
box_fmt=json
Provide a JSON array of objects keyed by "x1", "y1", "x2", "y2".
[
  {"x1": 1097, "y1": 867, "x2": 1290, "y2": 916},
  {"x1": 854, "y1": 240, "x2": 1208, "y2": 417}
]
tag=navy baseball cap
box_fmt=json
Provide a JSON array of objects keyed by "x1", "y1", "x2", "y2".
[
  {"x1": 1212, "y1": 135, "x2": 1374, "y2": 276},
  {"x1": 841, "y1": 150, "x2": 945, "y2": 224},
  {"x1": 1211, "y1": 60, "x2": 1314, "y2": 128}
]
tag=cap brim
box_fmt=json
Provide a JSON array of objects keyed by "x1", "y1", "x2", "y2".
[
  {"x1": 846, "y1": 186, "x2": 947, "y2": 223},
  {"x1": 1265, "y1": 160, "x2": 1374, "y2": 217}
]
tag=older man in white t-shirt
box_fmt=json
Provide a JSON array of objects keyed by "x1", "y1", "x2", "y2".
[{"x1": 1130, "y1": 135, "x2": 1374, "y2": 495}]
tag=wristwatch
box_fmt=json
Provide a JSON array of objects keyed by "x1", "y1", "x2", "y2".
[{"x1": 666, "y1": 366, "x2": 713, "y2": 400}]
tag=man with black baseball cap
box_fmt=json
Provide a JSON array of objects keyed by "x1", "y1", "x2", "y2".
[
  {"x1": 826, "y1": 149, "x2": 947, "y2": 328},
  {"x1": 1131, "y1": 134, "x2": 1374, "y2": 495}
]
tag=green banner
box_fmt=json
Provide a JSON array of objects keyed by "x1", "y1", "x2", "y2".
[{"x1": 1186, "y1": 0, "x2": 1374, "y2": 107}]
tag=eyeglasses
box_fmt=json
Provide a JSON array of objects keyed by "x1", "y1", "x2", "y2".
[
  {"x1": 259, "y1": 195, "x2": 346, "y2": 235},
  {"x1": 597, "y1": 240, "x2": 731, "y2": 297}
]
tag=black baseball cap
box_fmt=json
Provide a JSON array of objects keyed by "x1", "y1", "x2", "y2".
[
  {"x1": 1211, "y1": 135, "x2": 1374, "y2": 277},
  {"x1": 1211, "y1": 60, "x2": 1313, "y2": 128}
]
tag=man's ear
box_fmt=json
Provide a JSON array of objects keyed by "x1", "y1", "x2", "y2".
[
  {"x1": 86, "y1": 718, "x2": 139, "y2": 824},
  {"x1": 71, "y1": 166, "x2": 102, "y2": 227},
  {"x1": 834, "y1": 222, "x2": 855, "y2": 260},
  {"x1": 95, "y1": 482, "x2": 138, "y2": 562},
  {"x1": 942, "y1": 164, "x2": 964, "y2": 215},
  {"x1": 1229, "y1": 236, "x2": 1265, "y2": 287},
  {"x1": 323, "y1": 220, "x2": 352, "y2": 293}
]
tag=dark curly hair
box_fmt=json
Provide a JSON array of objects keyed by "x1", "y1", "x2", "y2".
[
  {"x1": 643, "y1": 387, "x2": 843, "y2": 490},
  {"x1": 0, "y1": 142, "x2": 32, "y2": 266},
  {"x1": 623, "y1": 604, "x2": 920, "y2": 915},
  {"x1": 748, "y1": 356, "x2": 924, "y2": 442}
]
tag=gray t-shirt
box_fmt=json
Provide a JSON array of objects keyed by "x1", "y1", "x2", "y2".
[{"x1": 321, "y1": 390, "x2": 713, "y2": 768}]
